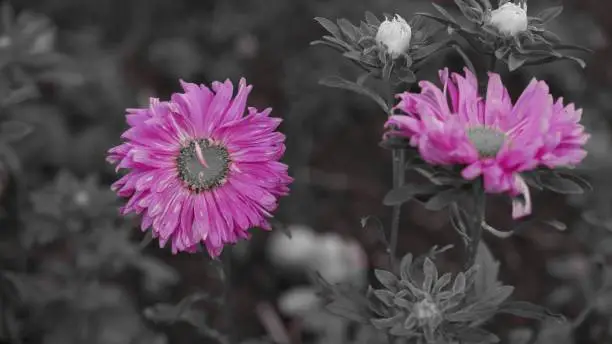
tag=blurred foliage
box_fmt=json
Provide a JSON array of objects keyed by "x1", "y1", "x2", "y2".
[{"x1": 0, "y1": 0, "x2": 610, "y2": 343}]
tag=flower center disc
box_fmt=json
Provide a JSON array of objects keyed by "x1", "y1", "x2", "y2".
[
  {"x1": 467, "y1": 126, "x2": 506, "y2": 158},
  {"x1": 413, "y1": 298, "x2": 439, "y2": 320},
  {"x1": 177, "y1": 139, "x2": 230, "y2": 192}
]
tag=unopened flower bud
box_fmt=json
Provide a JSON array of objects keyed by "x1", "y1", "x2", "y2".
[
  {"x1": 375, "y1": 15, "x2": 412, "y2": 58},
  {"x1": 489, "y1": 2, "x2": 528, "y2": 36},
  {"x1": 267, "y1": 225, "x2": 318, "y2": 269}
]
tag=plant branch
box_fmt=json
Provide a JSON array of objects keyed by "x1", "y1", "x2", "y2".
[
  {"x1": 464, "y1": 178, "x2": 486, "y2": 270},
  {"x1": 220, "y1": 249, "x2": 235, "y2": 344},
  {"x1": 389, "y1": 148, "x2": 405, "y2": 272}
]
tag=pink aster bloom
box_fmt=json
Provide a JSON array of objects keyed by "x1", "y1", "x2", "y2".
[
  {"x1": 385, "y1": 68, "x2": 588, "y2": 218},
  {"x1": 107, "y1": 78, "x2": 292, "y2": 257}
]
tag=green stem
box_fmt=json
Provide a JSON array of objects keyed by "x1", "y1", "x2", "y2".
[
  {"x1": 464, "y1": 179, "x2": 486, "y2": 270},
  {"x1": 389, "y1": 148, "x2": 405, "y2": 272}
]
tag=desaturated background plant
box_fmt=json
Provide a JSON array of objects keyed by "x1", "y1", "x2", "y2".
[{"x1": 0, "y1": 0, "x2": 611, "y2": 344}]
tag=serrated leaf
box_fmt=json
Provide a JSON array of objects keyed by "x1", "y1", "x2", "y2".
[
  {"x1": 473, "y1": 241, "x2": 500, "y2": 296},
  {"x1": 314, "y1": 17, "x2": 342, "y2": 39},
  {"x1": 424, "y1": 188, "x2": 465, "y2": 211},
  {"x1": 498, "y1": 301, "x2": 565, "y2": 322},
  {"x1": 0, "y1": 121, "x2": 33, "y2": 143},
  {"x1": 383, "y1": 183, "x2": 442, "y2": 206},
  {"x1": 537, "y1": 6, "x2": 563, "y2": 24},
  {"x1": 319, "y1": 75, "x2": 389, "y2": 113}
]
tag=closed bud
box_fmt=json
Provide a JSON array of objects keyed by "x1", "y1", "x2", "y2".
[
  {"x1": 375, "y1": 14, "x2": 412, "y2": 58},
  {"x1": 489, "y1": 2, "x2": 528, "y2": 36}
]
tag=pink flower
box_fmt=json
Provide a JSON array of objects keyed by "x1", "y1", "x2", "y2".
[
  {"x1": 385, "y1": 68, "x2": 588, "y2": 218},
  {"x1": 107, "y1": 78, "x2": 292, "y2": 256}
]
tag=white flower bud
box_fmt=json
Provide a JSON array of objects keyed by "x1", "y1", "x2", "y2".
[
  {"x1": 488, "y1": 2, "x2": 528, "y2": 37},
  {"x1": 309, "y1": 233, "x2": 367, "y2": 285},
  {"x1": 277, "y1": 287, "x2": 321, "y2": 316},
  {"x1": 267, "y1": 225, "x2": 318, "y2": 269},
  {"x1": 375, "y1": 14, "x2": 412, "y2": 58}
]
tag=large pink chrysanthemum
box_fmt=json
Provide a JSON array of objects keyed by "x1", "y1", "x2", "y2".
[
  {"x1": 107, "y1": 78, "x2": 292, "y2": 256},
  {"x1": 385, "y1": 68, "x2": 588, "y2": 218}
]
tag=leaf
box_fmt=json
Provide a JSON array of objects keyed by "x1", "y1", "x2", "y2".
[
  {"x1": 399, "y1": 253, "x2": 414, "y2": 281},
  {"x1": 337, "y1": 18, "x2": 358, "y2": 42},
  {"x1": 326, "y1": 299, "x2": 368, "y2": 323},
  {"x1": 382, "y1": 59, "x2": 394, "y2": 81},
  {"x1": 415, "y1": 12, "x2": 460, "y2": 29},
  {"x1": 455, "y1": 327, "x2": 500, "y2": 343},
  {"x1": 431, "y1": 3, "x2": 458, "y2": 24},
  {"x1": 411, "y1": 38, "x2": 453, "y2": 62},
  {"x1": 424, "y1": 188, "x2": 465, "y2": 211},
  {"x1": 537, "y1": 171, "x2": 587, "y2": 194},
  {"x1": 143, "y1": 292, "x2": 213, "y2": 324},
  {"x1": 383, "y1": 183, "x2": 442, "y2": 206},
  {"x1": 371, "y1": 313, "x2": 404, "y2": 329},
  {"x1": 314, "y1": 17, "x2": 342, "y2": 39},
  {"x1": 396, "y1": 68, "x2": 416, "y2": 84},
  {"x1": 0, "y1": 121, "x2": 33, "y2": 143},
  {"x1": 319, "y1": 75, "x2": 389, "y2": 113},
  {"x1": 374, "y1": 269, "x2": 399, "y2": 291},
  {"x1": 364, "y1": 11, "x2": 381, "y2": 26},
  {"x1": 453, "y1": 272, "x2": 467, "y2": 294},
  {"x1": 554, "y1": 43, "x2": 593, "y2": 53},
  {"x1": 473, "y1": 241, "x2": 500, "y2": 296},
  {"x1": 508, "y1": 53, "x2": 527, "y2": 71},
  {"x1": 373, "y1": 289, "x2": 395, "y2": 306},
  {"x1": 422, "y1": 258, "x2": 438, "y2": 292},
  {"x1": 360, "y1": 215, "x2": 388, "y2": 246},
  {"x1": 537, "y1": 6, "x2": 563, "y2": 24},
  {"x1": 498, "y1": 301, "x2": 565, "y2": 322},
  {"x1": 433, "y1": 273, "x2": 453, "y2": 294}
]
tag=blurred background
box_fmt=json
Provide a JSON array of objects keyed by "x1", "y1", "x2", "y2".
[{"x1": 0, "y1": 0, "x2": 612, "y2": 343}]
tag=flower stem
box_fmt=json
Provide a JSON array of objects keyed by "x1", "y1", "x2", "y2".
[
  {"x1": 389, "y1": 148, "x2": 405, "y2": 272},
  {"x1": 220, "y1": 249, "x2": 235, "y2": 344},
  {"x1": 464, "y1": 178, "x2": 486, "y2": 270}
]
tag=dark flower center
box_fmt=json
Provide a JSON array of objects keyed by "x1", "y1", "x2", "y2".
[
  {"x1": 466, "y1": 126, "x2": 506, "y2": 158},
  {"x1": 176, "y1": 139, "x2": 230, "y2": 192}
]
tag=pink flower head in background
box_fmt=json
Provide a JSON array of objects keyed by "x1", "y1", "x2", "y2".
[
  {"x1": 107, "y1": 78, "x2": 292, "y2": 257},
  {"x1": 385, "y1": 68, "x2": 588, "y2": 218}
]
